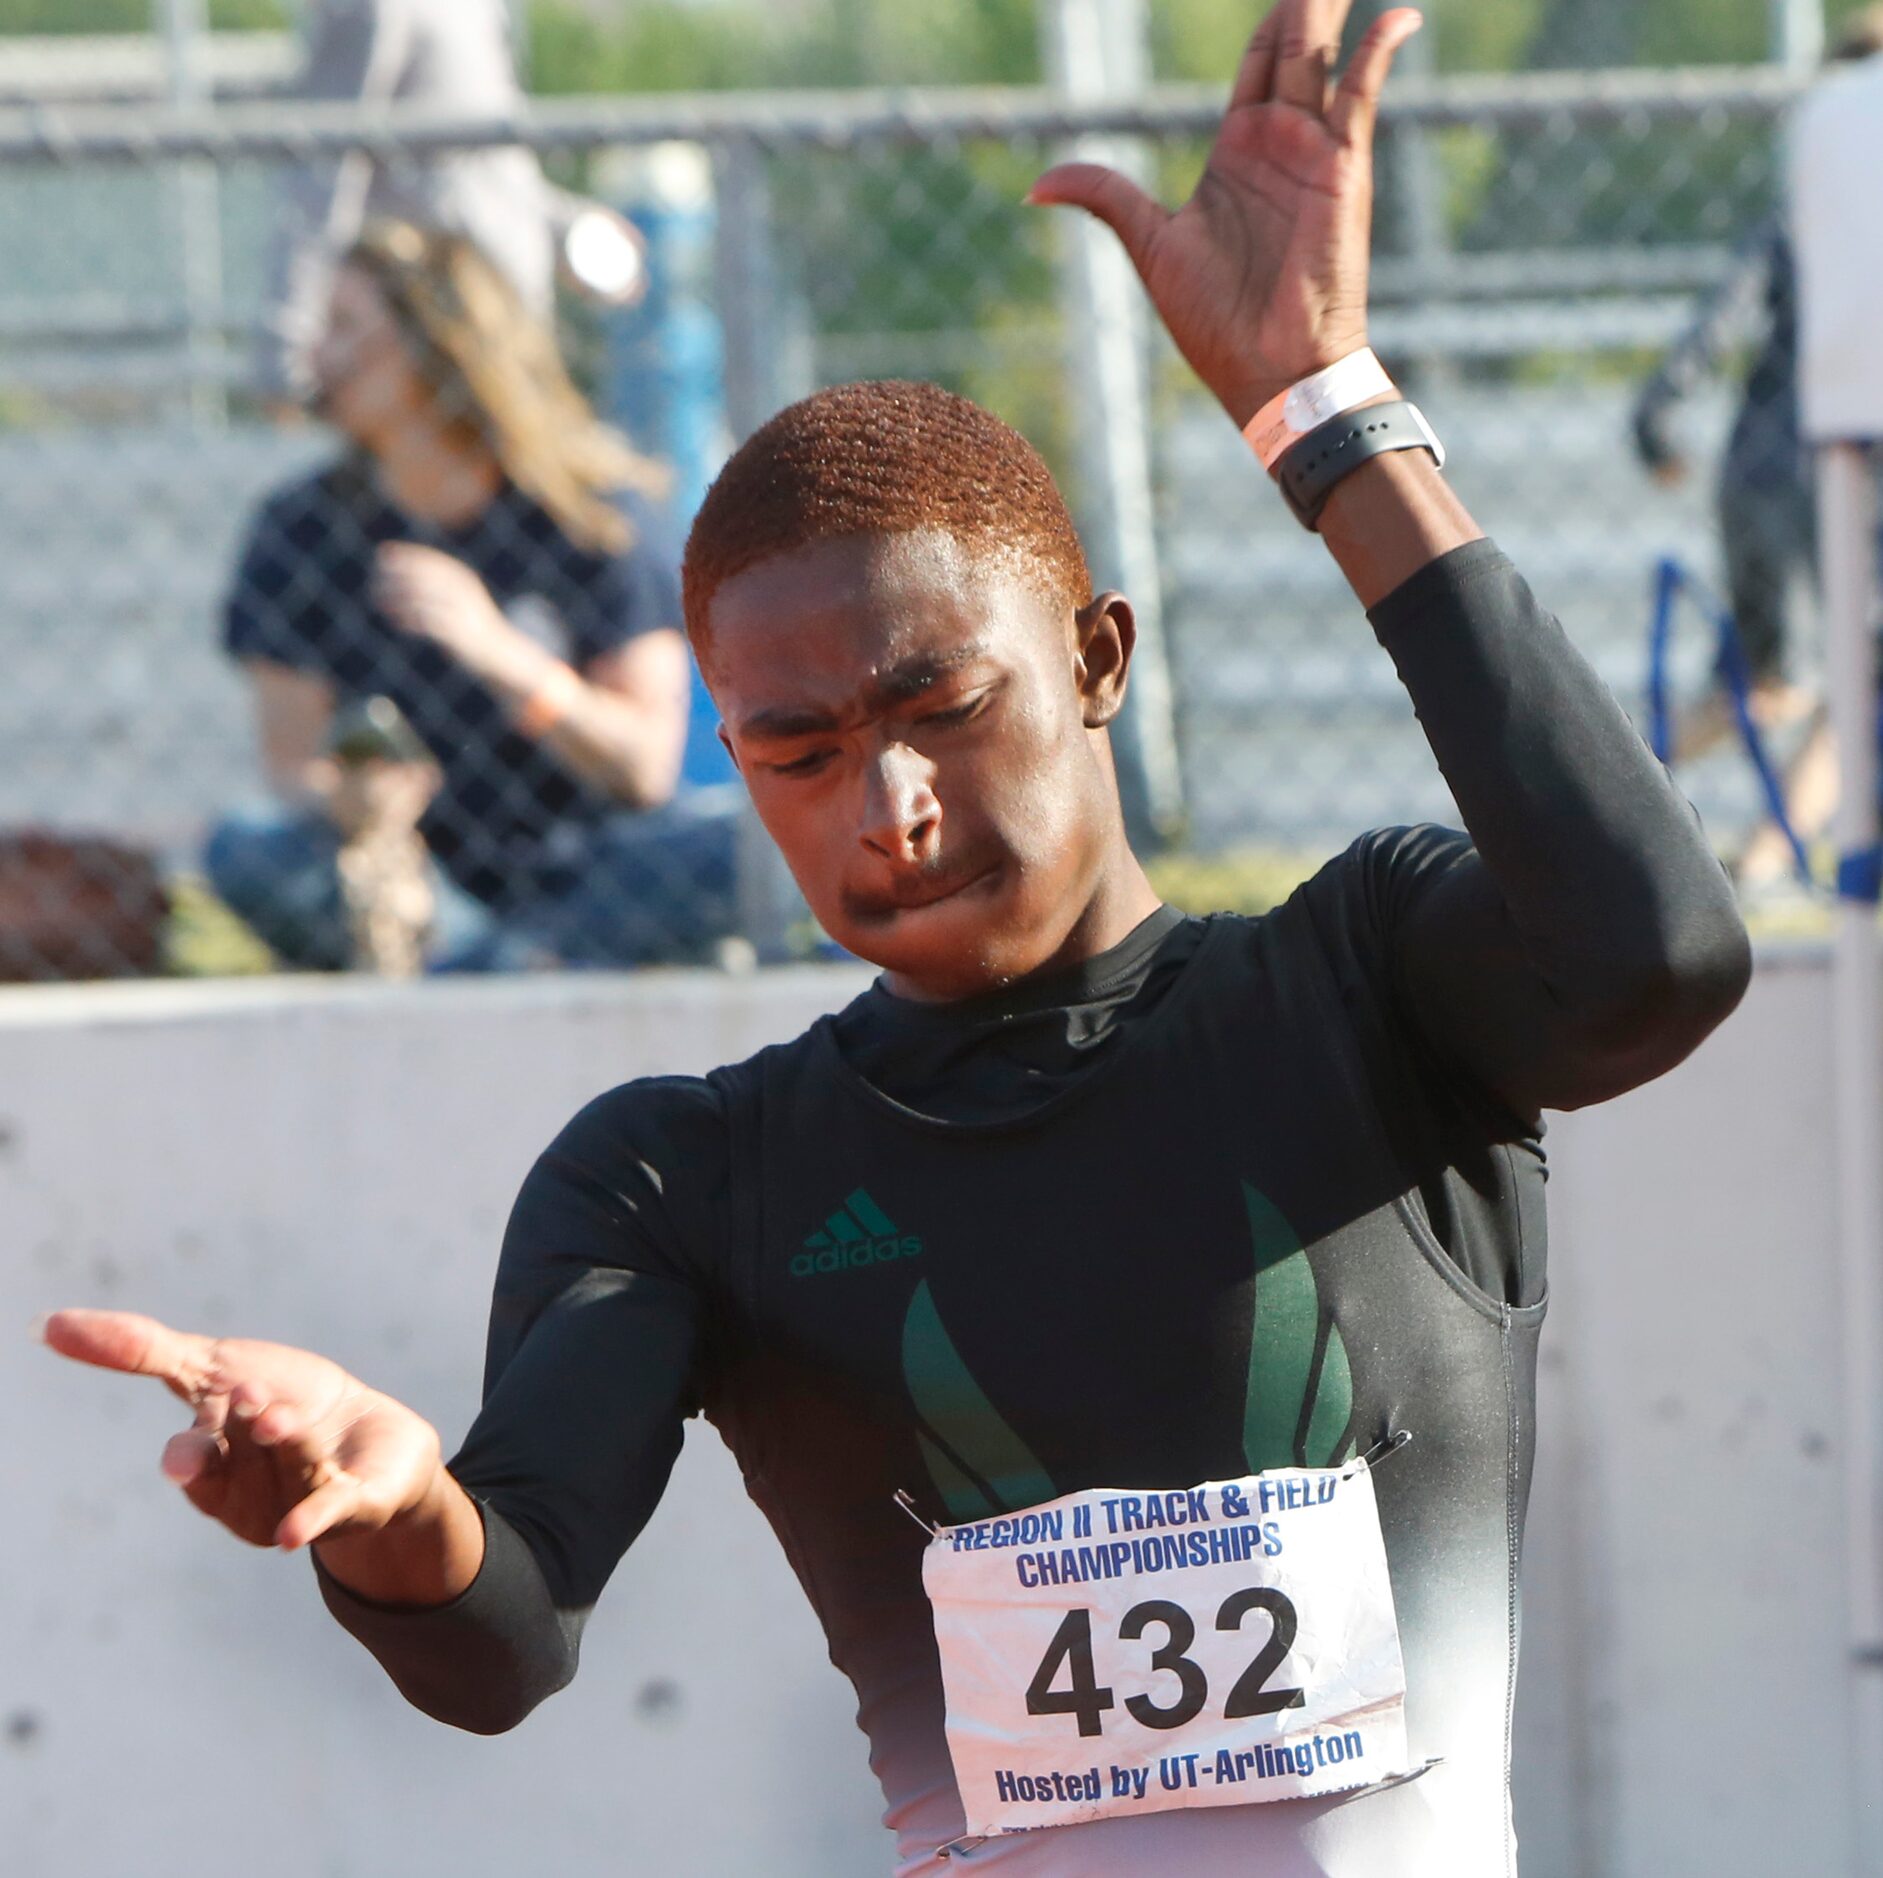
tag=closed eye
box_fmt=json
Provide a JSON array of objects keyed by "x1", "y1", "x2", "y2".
[
  {"x1": 766, "y1": 748, "x2": 835, "y2": 777},
  {"x1": 915, "y1": 693, "x2": 989, "y2": 729}
]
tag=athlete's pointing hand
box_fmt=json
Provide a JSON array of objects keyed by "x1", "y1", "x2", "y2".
[
  {"x1": 1028, "y1": 0, "x2": 1423, "y2": 430},
  {"x1": 40, "y1": 1309, "x2": 448, "y2": 1557}
]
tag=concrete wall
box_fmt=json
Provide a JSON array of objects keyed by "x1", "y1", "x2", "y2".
[
  {"x1": 0, "y1": 953, "x2": 1865, "y2": 1877},
  {"x1": 1517, "y1": 946, "x2": 1857, "y2": 1878},
  {"x1": 1, "y1": 968, "x2": 887, "y2": 1878}
]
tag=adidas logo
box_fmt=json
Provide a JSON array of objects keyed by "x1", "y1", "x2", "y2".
[{"x1": 792, "y1": 1188, "x2": 923, "y2": 1279}]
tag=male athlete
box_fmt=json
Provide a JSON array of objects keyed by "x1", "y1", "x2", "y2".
[{"x1": 43, "y1": 2, "x2": 1750, "y2": 1870}]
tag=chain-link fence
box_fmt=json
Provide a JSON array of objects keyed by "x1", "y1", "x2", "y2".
[{"x1": 0, "y1": 57, "x2": 1820, "y2": 980}]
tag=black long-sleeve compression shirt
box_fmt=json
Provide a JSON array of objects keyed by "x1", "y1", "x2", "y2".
[{"x1": 316, "y1": 540, "x2": 1747, "y2": 1875}]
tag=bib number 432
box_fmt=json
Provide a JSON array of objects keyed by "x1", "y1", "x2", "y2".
[
  {"x1": 1025, "y1": 1588, "x2": 1304, "y2": 1737},
  {"x1": 927, "y1": 1472, "x2": 1413, "y2": 1834}
]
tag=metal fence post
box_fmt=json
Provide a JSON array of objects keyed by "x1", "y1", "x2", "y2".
[
  {"x1": 715, "y1": 139, "x2": 786, "y2": 445},
  {"x1": 714, "y1": 138, "x2": 814, "y2": 958},
  {"x1": 1385, "y1": 20, "x2": 1454, "y2": 392},
  {"x1": 155, "y1": 0, "x2": 226, "y2": 428},
  {"x1": 1771, "y1": 0, "x2": 1826, "y2": 73},
  {"x1": 1038, "y1": 0, "x2": 1186, "y2": 849}
]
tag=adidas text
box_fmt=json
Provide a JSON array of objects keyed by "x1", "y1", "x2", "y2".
[{"x1": 792, "y1": 1235, "x2": 924, "y2": 1279}]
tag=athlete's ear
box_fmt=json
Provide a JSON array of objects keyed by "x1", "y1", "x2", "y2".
[{"x1": 1074, "y1": 591, "x2": 1135, "y2": 729}]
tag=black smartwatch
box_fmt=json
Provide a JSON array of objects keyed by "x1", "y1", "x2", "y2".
[{"x1": 1271, "y1": 399, "x2": 1446, "y2": 532}]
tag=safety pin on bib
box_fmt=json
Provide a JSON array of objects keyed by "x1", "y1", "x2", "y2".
[
  {"x1": 1343, "y1": 1428, "x2": 1413, "y2": 1478},
  {"x1": 894, "y1": 1488, "x2": 941, "y2": 1537}
]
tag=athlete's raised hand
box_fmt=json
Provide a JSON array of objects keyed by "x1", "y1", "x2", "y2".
[
  {"x1": 40, "y1": 1309, "x2": 443, "y2": 1553},
  {"x1": 1028, "y1": 0, "x2": 1423, "y2": 428}
]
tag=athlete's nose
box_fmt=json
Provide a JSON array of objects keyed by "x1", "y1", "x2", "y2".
[{"x1": 858, "y1": 742, "x2": 941, "y2": 865}]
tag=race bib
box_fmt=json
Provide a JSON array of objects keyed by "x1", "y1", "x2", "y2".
[{"x1": 922, "y1": 1464, "x2": 1412, "y2": 1840}]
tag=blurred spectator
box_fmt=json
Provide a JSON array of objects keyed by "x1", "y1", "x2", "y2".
[
  {"x1": 1633, "y1": 4, "x2": 1883, "y2": 886},
  {"x1": 260, "y1": 0, "x2": 645, "y2": 407},
  {"x1": 1633, "y1": 208, "x2": 1815, "y2": 745},
  {"x1": 0, "y1": 835, "x2": 168, "y2": 982},
  {"x1": 209, "y1": 220, "x2": 737, "y2": 973}
]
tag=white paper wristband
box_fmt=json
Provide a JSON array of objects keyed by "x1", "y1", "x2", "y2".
[{"x1": 1242, "y1": 348, "x2": 1396, "y2": 471}]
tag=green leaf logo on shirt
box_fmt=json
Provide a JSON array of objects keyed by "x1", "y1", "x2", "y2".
[
  {"x1": 900, "y1": 1185, "x2": 1354, "y2": 1522},
  {"x1": 902, "y1": 1278, "x2": 1055, "y2": 1522},
  {"x1": 1242, "y1": 1182, "x2": 1355, "y2": 1472}
]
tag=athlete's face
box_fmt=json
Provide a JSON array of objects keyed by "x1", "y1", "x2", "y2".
[{"x1": 706, "y1": 530, "x2": 1137, "y2": 999}]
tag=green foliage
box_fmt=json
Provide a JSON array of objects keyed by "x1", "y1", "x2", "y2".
[
  {"x1": 526, "y1": 1, "x2": 774, "y2": 95},
  {"x1": 211, "y1": 0, "x2": 286, "y2": 27},
  {"x1": 1425, "y1": 0, "x2": 1544, "y2": 73},
  {"x1": 525, "y1": 0, "x2": 1040, "y2": 96},
  {"x1": 0, "y1": 0, "x2": 283, "y2": 30},
  {"x1": 0, "y1": 1, "x2": 140, "y2": 27},
  {"x1": 1152, "y1": 0, "x2": 1783, "y2": 74},
  {"x1": 3, "y1": 0, "x2": 1873, "y2": 76},
  {"x1": 5, "y1": 0, "x2": 1850, "y2": 79},
  {"x1": 765, "y1": 0, "x2": 1040, "y2": 87},
  {"x1": 1634, "y1": 0, "x2": 1767, "y2": 65}
]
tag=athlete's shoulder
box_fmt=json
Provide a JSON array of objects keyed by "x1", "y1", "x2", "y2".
[
  {"x1": 1196, "y1": 828, "x2": 1474, "y2": 1002},
  {"x1": 1280, "y1": 825, "x2": 1474, "y2": 946},
  {"x1": 508, "y1": 1076, "x2": 733, "y2": 1289},
  {"x1": 557, "y1": 1007, "x2": 843, "y2": 1152},
  {"x1": 552, "y1": 1072, "x2": 731, "y2": 1169},
  {"x1": 704, "y1": 999, "x2": 854, "y2": 1100}
]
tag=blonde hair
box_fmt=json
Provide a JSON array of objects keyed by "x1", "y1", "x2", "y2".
[{"x1": 344, "y1": 220, "x2": 667, "y2": 555}]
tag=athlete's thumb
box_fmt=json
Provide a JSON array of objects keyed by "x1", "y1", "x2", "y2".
[{"x1": 1027, "y1": 163, "x2": 1167, "y2": 276}]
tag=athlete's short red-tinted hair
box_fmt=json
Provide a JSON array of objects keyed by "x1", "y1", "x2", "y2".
[{"x1": 681, "y1": 379, "x2": 1093, "y2": 647}]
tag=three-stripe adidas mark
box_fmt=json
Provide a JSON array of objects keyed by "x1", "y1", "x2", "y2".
[{"x1": 792, "y1": 1188, "x2": 924, "y2": 1279}]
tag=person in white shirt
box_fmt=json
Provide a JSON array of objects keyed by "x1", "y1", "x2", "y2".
[{"x1": 259, "y1": 0, "x2": 642, "y2": 405}]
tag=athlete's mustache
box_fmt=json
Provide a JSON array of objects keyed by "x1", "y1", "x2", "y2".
[{"x1": 842, "y1": 858, "x2": 1000, "y2": 921}]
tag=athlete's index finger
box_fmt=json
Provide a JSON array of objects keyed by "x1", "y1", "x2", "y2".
[{"x1": 39, "y1": 1309, "x2": 221, "y2": 1403}]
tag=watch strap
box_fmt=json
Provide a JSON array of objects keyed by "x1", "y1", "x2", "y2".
[{"x1": 1272, "y1": 400, "x2": 1446, "y2": 531}]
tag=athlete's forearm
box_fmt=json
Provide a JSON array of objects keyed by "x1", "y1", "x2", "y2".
[
  {"x1": 315, "y1": 1093, "x2": 714, "y2": 1732},
  {"x1": 316, "y1": 1497, "x2": 583, "y2": 1735},
  {"x1": 1366, "y1": 539, "x2": 1750, "y2": 1108},
  {"x1": 312, "y1": 1312, "x2": 684, "y2": 1738},
  {"x1": 1318, "y1": 444, "x2": 1740, "y2": 1040},
  {"x1": 1316, "y1": 438, "x2": 1484, "y2": 610}
]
